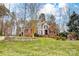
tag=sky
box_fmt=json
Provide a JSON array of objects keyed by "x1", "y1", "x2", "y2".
[{"x1": 4, "y1": 3, "x2": 79, "y2": 32}]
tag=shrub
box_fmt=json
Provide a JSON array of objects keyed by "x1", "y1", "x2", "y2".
[
  {"x1": 34, "y1": 33, "x2": 44, "y2": 37},
  {"x1": 0, "y1": 31, "x2": 2, "y2": 36},
  {"x1": 60, "y1": 37, "x2": 66, "y2": 40},
  {"x1": 55, "y1": 36, "x2": 61, "y2": 40},
  {"x1": 67, "y1": 32, "x2": 78, "y2": 40},
  {"x1": 58, "y1": 32, "x2": 68, "y2": 40},
  {"x1": 34, "y1": 33, "x2": 39, "y2": 37},
  {"x1": 59, "y1": 32, "x2": 68, "y2": 37}
]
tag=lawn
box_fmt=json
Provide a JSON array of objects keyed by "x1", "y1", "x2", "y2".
[{"x1": 0, "y1": 37, "x2": 79, "y2": 56}]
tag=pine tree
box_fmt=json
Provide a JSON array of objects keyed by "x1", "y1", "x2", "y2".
[{"x1": 67, "y1": 11, "x2": 79, "y2": 36}]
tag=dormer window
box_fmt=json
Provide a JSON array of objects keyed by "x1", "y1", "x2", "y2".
[{"x1": 44, "y1": 25, "x2": 48, "y2": 29}]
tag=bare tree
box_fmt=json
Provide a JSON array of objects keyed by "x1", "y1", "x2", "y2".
[
  {"x1": 0, "y1": 4, "x2": 10, "y2": 35},
  {"x1": 27, "y1": 3, "x2": 39, "y2": 37},
  {"x1": 50, "y1": 14, "x2": 56, "y2": 23}
]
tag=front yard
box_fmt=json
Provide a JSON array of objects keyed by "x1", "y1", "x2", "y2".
[{"x1": 0, "y1": 37, "x2": 79, "y2": 56}]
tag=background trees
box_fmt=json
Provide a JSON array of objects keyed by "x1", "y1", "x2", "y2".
[
  {"x1": 67, "y1": 11, "x2": 79, "y2": 36},
  {"x1": 49, "y1": 14, "x2": 55, "y2": 23},
  {"x1": 67, "y1": 11, "x2": 79, "y2": 40},
  {"x1": 39, "y1": 13, "x2": 46, "y2": 21},
  {"x1": 0, "y1": 4, "x2": 10, "y2": 35},
  {"x1": 27, "y1": 3, "x2": 39, "y2": 37}
]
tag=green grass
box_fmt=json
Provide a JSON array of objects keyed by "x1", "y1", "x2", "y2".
[{"x1": 0, "y1": 37, "x2": 79, "y2": 56}]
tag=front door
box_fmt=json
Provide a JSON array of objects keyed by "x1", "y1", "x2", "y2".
[{"x1": 45, "y1": 30, "x2": 48, "y2": 35}]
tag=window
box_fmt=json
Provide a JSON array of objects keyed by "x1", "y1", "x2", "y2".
[{"x1": 44, "y1": 25, "x2": 48, "y2": 29}]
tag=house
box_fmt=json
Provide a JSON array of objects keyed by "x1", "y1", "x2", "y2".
[
  {"x1": 37, "y1": 20, "x2": 49, "y2": 36},
  {"x1": 36, "y1": 18, "x2": 58, "y2": 37},
  {"x1": 17, "y1": 20, "x2": 33, "y2": 37},
  {"x1": 24, "y1": 28, "x2": 32, "y2": 37},
  {"x1": 4, "y1": 26, "x2": 12, "y2": 36},
  {"x1": 3, "y1": 19, "x2": 58, "y2": 37},
  {"x1": 48, "y1": 22, "x2": 59, "y2": 37}
]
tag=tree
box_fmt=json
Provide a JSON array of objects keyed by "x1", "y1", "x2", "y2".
[
  {"x1": 28, "y1": 3, "x2": 39, "y2": 20},
  {"x1": 27, "y1": 3, "x2": 39, "y2": 38},
  {"x1": 28, "y1": 19, "x2": 37, "y2": 36},
  {"x1": 39, "y1": 13, "x2": 46, "y2": 21},
  {"x1": 50, "y1": 14, "x2": 55, "y2": 23},
  {"x1": 0, "y1": 4, "x2": 10, "y2": 35},
  {"x1": 49, "y1": 14, "x2": 59, "y2": 37},
  {"x1": 67, "y1": 11, "x2": 79, "y2": 36},
  {"x1": 11, "y1": 12, "x2": 17, "y2": 36},
  {"x1": 10, "y1": 3, "x2": 39, "y2": 37},
  {"x1": 0, "y1": 4, "x2": 9, "y2": 16}
]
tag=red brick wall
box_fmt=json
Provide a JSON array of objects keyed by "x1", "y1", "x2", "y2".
[{"x1": 24, "y1": 28, "x2": 32, "y2": 37}]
